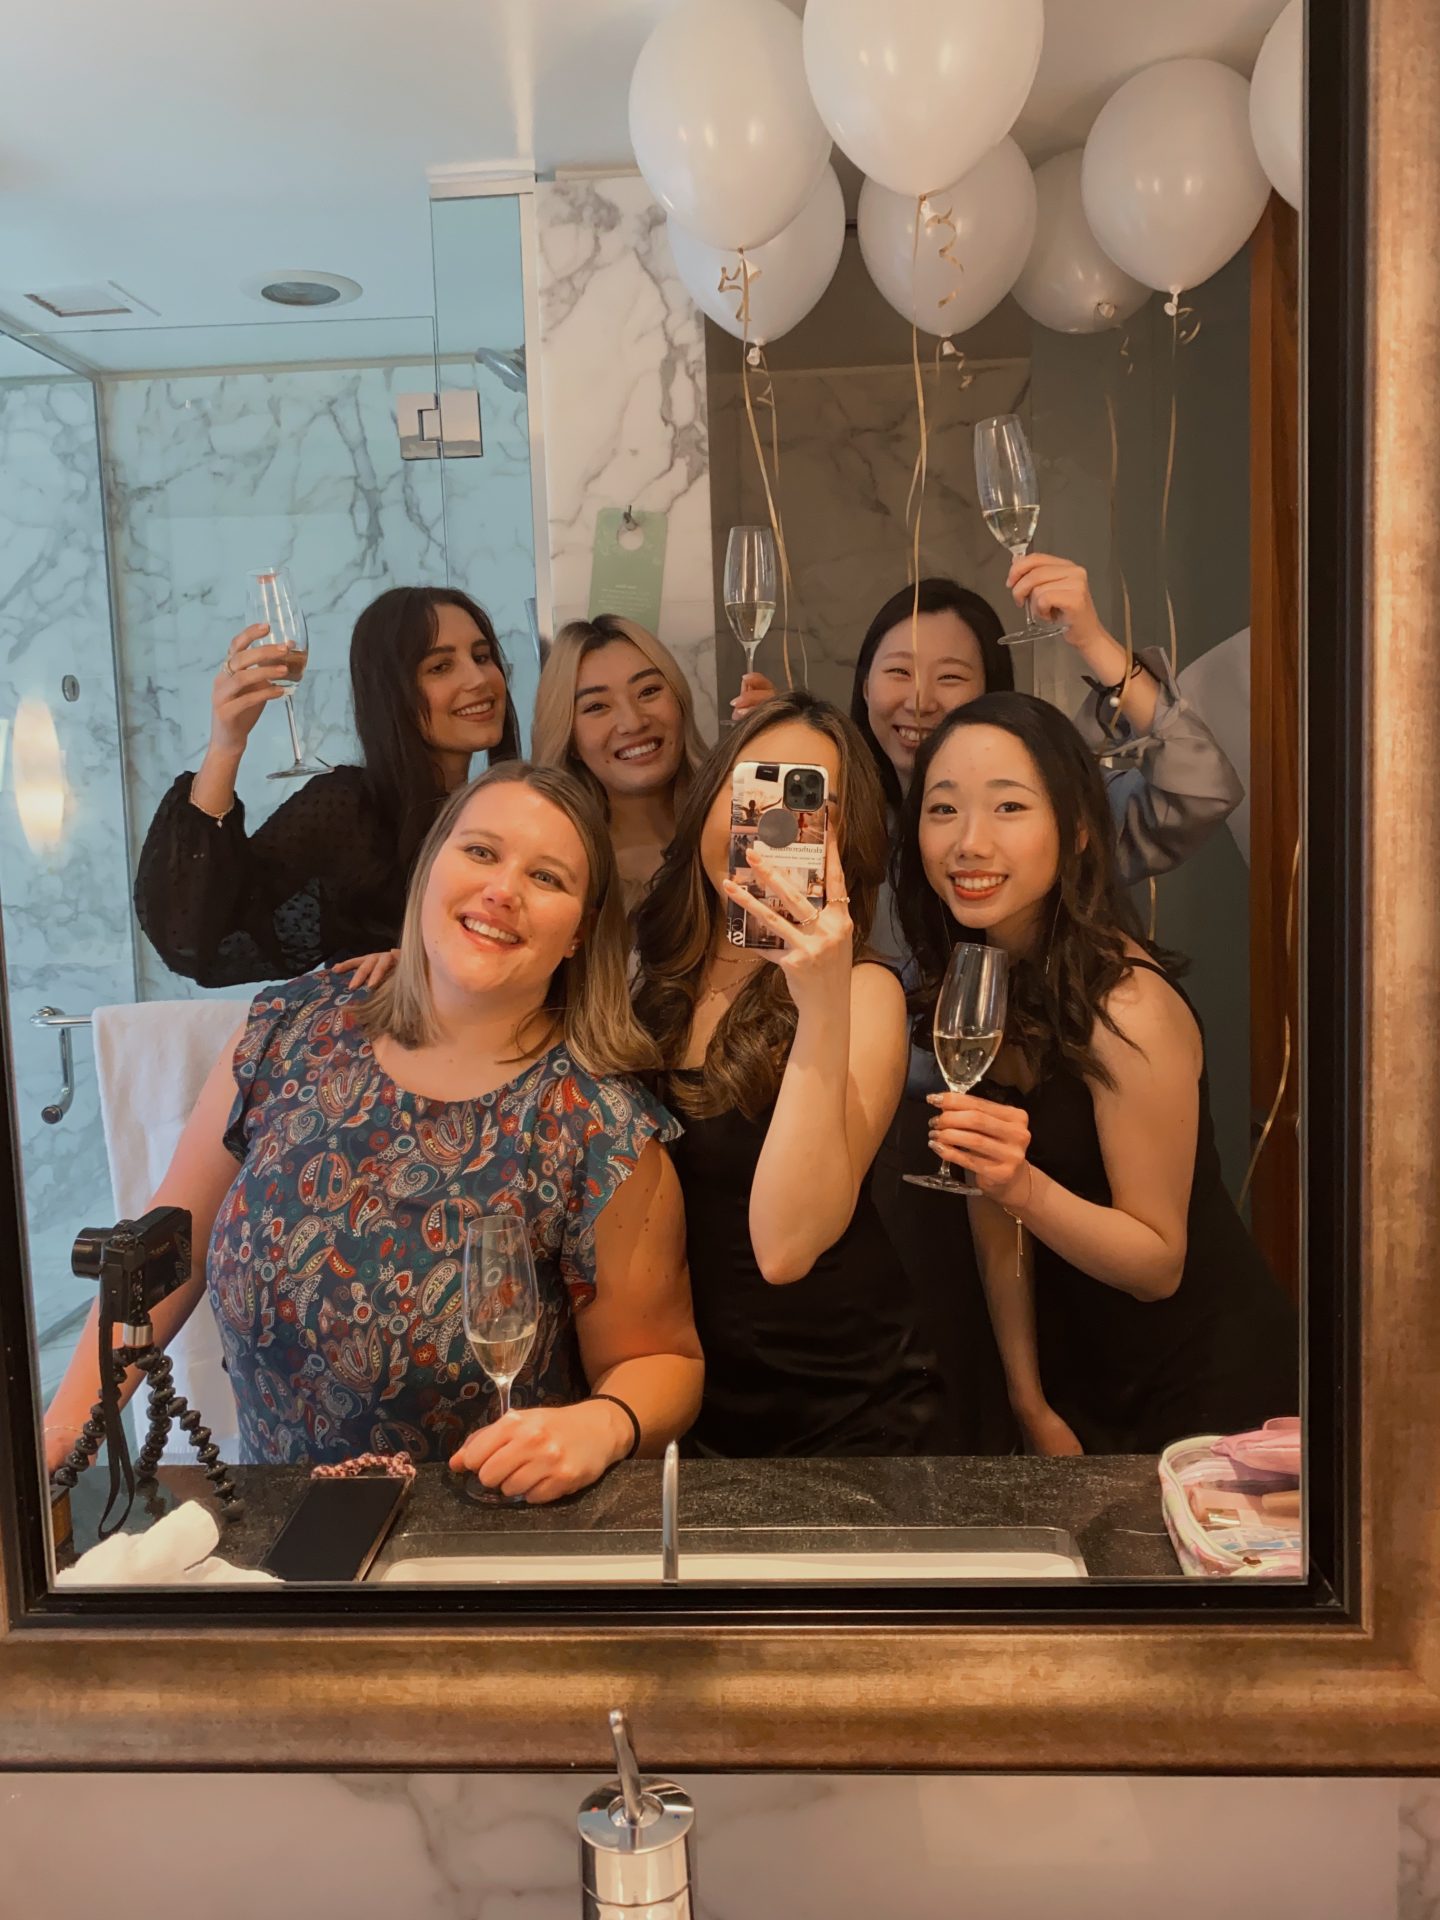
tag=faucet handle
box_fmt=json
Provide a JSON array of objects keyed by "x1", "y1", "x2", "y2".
[
  {"x1": 579, "y1": 1711, "x2": 694, "y2": 1920},
  {"x1": 608, "y1": 1709, "x2": 645, "y2": 1830}
]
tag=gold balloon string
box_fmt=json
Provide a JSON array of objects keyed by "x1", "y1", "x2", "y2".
[
  {"x1": 905, "y1": 196, "x2": 931, "y2": 689},
  {"x1": 934, "y1": 337, "x2": 973, "y2": 389},
  {"x1": 721, "y1": 252, "x2": 798, "y2": 688},
  {"x1": 1239, "y1": 835, "x2": 1301, "y2": 1212},
  {"x1": 1103, "y1": 358, "x2": 1136, "y2": 755},
  {"x1": 1150, "y1": 297, "x2": 1201, "y2": 946}
]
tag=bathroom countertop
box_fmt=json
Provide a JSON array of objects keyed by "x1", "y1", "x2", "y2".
[{"x1": 62, "y1": 1453, "x2": 1180, "y2": 1579}]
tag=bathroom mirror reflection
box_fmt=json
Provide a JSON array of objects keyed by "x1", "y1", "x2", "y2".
[{"x1": 0, "y1": 0, "x2": 1309, "y2": 1600}]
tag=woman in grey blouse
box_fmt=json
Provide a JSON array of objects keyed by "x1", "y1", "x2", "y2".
[{"x1": 850, "y1": 555, "x2": 1243, "y2": 960}]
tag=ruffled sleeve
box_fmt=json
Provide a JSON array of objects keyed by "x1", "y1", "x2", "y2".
[
  {"x1": 221, "y1": 971, "x2": 347, "y2": 1160},
  {"x1": 544, "y1": 1070, "x2": 682, "y2": 1311}
]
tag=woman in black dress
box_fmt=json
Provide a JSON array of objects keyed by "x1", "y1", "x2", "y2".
[
  {"x1": 632, "y1": 691, "x2": 940, "y2": 1457},
  {"x1": 134, "y1": 586, "x2": 518, "y2": 987},
  {"x1": 896, "y1": 692, "x2": 1295, "y2": 1454}
]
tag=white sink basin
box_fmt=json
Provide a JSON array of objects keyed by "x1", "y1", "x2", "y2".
[{"x1": 376, "y1": 1528, "x2": 1085, "y2": 1585}]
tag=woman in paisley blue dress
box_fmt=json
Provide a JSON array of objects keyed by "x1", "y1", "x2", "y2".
[{"x1": 46, "y1": 764, "x2": 703, "y2": 1502}]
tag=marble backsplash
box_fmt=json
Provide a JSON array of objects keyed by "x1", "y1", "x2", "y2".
[
  {"x1": 0, "y1": 1769, "x2": 1411, "y2": 1919},
  {"x1": 0, "y1": 375, "x2": 135, "y2": 1353},
  {"x1": 706, "y1": 358, "x2": 1030, "y2": 714},
  {"x1": 537, "y1": 176, "x2": 718, "y2": 740}
]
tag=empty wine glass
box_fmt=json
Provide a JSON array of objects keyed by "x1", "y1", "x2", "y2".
[
  {"x1": 973, "y1": 416, "x2": 1067, "y2": 648},
  {"x1": 246, "y1": 567, "x2": 328, "y2": 778},
  {"x1": 458, "y1": 1215, "x2": 540, "y2": 1505},
  {"x1": 723, "y1": 526, "x2": 777, "y2": 677},
  {"x1": 904, "y1": 942, "x2": 1009, "y2": 1198}
]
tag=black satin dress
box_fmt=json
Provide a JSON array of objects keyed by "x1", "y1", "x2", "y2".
[{"x1": 667, "y1": 1073, "x2": 943, "y2": 1458}]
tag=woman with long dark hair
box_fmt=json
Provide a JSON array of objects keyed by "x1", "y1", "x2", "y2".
[
  {"x1": 134, "y1": 586, "x2": 519, "y2": 986},
  {"x1": 632, "y1": 690, "x2": 940, "y2": 1457},
  {"x1": 896, "y1": 692, "x2": 1295, "y2": 1454},
  {"x1": 850, "y1": 555, "x2": 1242, "y2": 958}
]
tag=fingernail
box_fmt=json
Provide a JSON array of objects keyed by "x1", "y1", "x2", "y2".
[{"x1": 925, "y1": 1093, "x2": 942, "y2": 1106}]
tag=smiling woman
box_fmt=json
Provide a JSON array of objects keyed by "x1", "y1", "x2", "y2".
[{"x1": 132, "y1": 586, "x2": 521, "y2": 987}]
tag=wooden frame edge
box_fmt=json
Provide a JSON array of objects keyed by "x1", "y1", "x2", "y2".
[{"x1": 3, "y1": 0, "x2": 1440, "y2": 1773}]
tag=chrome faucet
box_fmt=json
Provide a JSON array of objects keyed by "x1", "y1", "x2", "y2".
[{"x1": 578, "y1": 1709, "x2": 694, "y2": 1920}]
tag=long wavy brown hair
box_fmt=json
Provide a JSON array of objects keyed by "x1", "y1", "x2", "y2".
[
  {"x1": 632, "y1": 691, "x2": 890, "y2": 1120},
  {"x1": 894, "y1": 692, "x2": 1180, "y2": 1088}
]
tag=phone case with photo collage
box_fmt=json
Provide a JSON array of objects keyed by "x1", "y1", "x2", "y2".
[{"x1": 725, "y1": 759, "x2": 830, "y2": 951}]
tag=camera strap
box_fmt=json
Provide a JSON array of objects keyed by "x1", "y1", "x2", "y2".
[{"x1": 95, "y1": 1298, "x2": 136, "y2": 1541}]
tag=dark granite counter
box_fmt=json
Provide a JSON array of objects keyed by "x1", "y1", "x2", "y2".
[{"x1": 63, "y1": 1452, "x2": 1179, "y2": 1580}]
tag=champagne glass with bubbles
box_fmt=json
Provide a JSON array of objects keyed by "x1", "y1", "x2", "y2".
[
  {"x1": 723, "y1": 526, "x2": 777, "y2": 679},
  {"x1": 973, "y1": 416, "x2": 1067, "y2": 648},
  {"x1": 904, "y1": 942, "x2": 1009, "y2": 1197},
  {"x1": 246, "y1": 567, "x2": 328, "y2": 778},
  {"x1": 459, "y1": 1215, "x2": 540, "y2": 1504}
]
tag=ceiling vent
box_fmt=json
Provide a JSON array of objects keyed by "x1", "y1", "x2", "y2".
[{"x1": 23, "y1": 281, "x2": 153, "y2": 319}]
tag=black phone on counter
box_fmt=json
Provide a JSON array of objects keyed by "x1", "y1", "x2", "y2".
[{"x1": 259, "y1": 1474, "x2": 412, "y2": 1583}]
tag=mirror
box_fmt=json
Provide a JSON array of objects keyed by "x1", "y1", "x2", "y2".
[{"x1": 0, "y1": 1, "x2": 1310, "y2": 1604}]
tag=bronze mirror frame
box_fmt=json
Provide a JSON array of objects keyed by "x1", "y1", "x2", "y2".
[{"x1": 2, "y1": 0, "x2": 1438, "y2": 1773}]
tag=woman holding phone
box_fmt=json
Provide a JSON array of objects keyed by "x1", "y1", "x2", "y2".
[{"x1": 632, "y1": 691, "x2": 940, "y2": 1457}]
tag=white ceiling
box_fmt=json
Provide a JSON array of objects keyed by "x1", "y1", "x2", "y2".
[{"x1": 1, "y1": 0, "x2": 1287, "y2": 372}]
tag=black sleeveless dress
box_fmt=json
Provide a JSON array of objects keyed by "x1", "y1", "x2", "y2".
[
  {"x1": 667, "y1": 1072, "x2": 943, "y2": 1458},
  {"x1": 1013, "y1": 961, "x2": 1297, "y2": 1452}
]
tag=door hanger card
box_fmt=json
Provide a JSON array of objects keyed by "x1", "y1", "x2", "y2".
[{"x1": 588, "y1": 508, "x2": 668, "y2": 633}]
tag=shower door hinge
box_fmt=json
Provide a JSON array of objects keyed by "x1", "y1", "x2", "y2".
[{"x1": 397, "y1": 389, "x2": 484, "y2": 460}]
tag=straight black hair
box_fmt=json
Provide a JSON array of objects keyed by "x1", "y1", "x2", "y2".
[
  {"x1": 849, "y1": 578, "x2": 1015, "y2": 811},
  {"x1": 350, "y1": 586, "x2": 520, "y2": 877}
]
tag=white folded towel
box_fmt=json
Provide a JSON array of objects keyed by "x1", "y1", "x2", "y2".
[
  {"x1": 55, "y1": 1500, "x2": 280, "y2": 1587},
  {"x1": 91, "y1": 998, "x2": 249, "y2": 1463}
]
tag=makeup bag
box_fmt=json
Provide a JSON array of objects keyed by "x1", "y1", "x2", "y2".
[{"x1": 1158, "y1": 1418, "x2": 1303, "y2": 1577}]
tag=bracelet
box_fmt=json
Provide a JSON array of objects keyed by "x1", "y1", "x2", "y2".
[
  {"x1": 310, "y1": 1450, "x2": 417, "y2": 1481},
  {"x1": 589, "y1": 1393, "x2": 642, "y2": 1460},
  {"x1": 1088, "y1": 657, "x2": 1147, "y2": 704},
  {"x1": 188, "y1": 775, "x2": 236, "y2": 826}
]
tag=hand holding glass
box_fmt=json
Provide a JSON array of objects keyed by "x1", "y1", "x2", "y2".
[
  {"x1": 904, "y1": 942, "x2": 1009, "y2": 1198},
  {"x1": 459, "y1": 1216, "x2": 539, "y2": 1503},
  {"x1": 246, "y1": 568, "x2": 327, "y2": 778},
  {"x1": 723, "y1": 526, "x2": 777, "y2": 675},
  {"x1": 973, "y1": 416, "x2": 1066, "y2": 647}
]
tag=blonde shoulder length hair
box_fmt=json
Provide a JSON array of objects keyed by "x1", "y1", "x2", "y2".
[
  {"x1": 531, "y1": 613, "x2": 706, "y2": 815},
  {"x1": 358, "y1": 762, "x2": 661, "y2": 1077}
]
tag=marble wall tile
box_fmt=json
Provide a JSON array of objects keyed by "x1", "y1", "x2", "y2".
[
  {"x1": 536, "y1": 177, "x2": 718, "y2": 740},
  {"x1": 0, "y1": 1770, "x2": 1402, "y2": 1920},
  {"x1": 0, "y1": 376, "x2": 134, "y2": 1355},
  {"x1": 706, "y1": 360, "x2": 1029, "y2": 715},
  {"x1": 1401, "y1": 1781, "x2": 1440, "y2": 1919}
]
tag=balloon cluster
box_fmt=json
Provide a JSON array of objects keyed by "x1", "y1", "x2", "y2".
[{"x1": 630, "y1": 0, "x2": 1302, "y2": 347}]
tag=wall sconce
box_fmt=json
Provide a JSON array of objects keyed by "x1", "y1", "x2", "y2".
[{"x1": 13, "y1": 697, "x2": 67, "y2": 854}]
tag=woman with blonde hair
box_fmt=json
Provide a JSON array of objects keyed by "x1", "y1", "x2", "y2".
[
  {"x1": 632, "y1": 690, "x2": 941, "y2": 1457},
  {"x1": 533, "y1": 613, "x2": 775, "y2": 910},
  {"x1": 46, "y1": 762, "x2": 702, "y2": 1501}
]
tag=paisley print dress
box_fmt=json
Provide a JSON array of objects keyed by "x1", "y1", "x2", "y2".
[{"x1": 207, "y1": 971, "x2": 679, "y2": 1465}]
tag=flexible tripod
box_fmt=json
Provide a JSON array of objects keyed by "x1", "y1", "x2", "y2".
[{"x1": 49, "y1": 1317, "x2": 243, "y2": 1533}]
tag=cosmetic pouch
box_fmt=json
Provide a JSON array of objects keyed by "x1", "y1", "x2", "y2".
[{"x1": 1159, "y1": 1430, "x2": 1304, "y2": 1578}]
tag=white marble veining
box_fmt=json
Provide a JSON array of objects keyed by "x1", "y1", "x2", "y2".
[
  {"x1": 0, "y1": 375, "x2": 135, "y2": 1359},
  {"x1": 707, "y1": 359, "x2": 1029, "y2": 714},
  {"x1": 0, "y1": 1770, "x2": 1403, "y2": 1919},
  {"x1": 536, "y1": 177, "x2": 718, "y2": 740},
  {"x1": 1401, "y1": 1781, "x2": 1440, "y2": 1918}
]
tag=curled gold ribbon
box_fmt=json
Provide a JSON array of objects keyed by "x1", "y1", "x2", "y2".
[{"x1": 1239, "y1": 836, "x2": 1301, "y2": 1211}]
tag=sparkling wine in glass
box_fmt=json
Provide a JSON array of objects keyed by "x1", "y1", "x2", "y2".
[
  {"x1": 973, "y1": 416, "x2": 1066, "y2": 648},
  {"x1": 246, "y1": 567, "x2": 328, "y2": 778},
  {"x1": 904, "y1": 942, "x2": 1009, "y2": 1198},
  {"x1": 723, "y1": 526, "x2": 777, "y2": 678},
  {"x1": 459, "y1": 1215, "x2": 540, "y2": 1505}
]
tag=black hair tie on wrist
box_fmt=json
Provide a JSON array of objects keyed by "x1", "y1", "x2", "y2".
[{"x1": 590, "y1": 1392, "x2": 642, "y2": 1460}]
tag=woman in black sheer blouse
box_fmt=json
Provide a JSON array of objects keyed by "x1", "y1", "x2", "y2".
[{"x1": 134, "y1": 586, "x2": 519, "y2": 987}]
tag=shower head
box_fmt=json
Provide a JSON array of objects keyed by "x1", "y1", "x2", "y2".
[{"x1": 474, "y1": 345, "x2": 526, "y2": 393}]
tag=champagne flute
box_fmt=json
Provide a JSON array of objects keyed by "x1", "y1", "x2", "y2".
[
  {"x1": 973, "y1": 416, "x2": 1067, "y2": 648},
  {"x1": 904, "y1": 942, "x2": 1009, "y2": 1198},
  {"x1": 723, "y1": 526, "x2": 777, "y2": 678},
  {"x1": 458, "y1": 1215, "x2": 540, "y2": 1505},
  {"x1": 246, "y1": 567, "x2": 329, "y2": 779}
]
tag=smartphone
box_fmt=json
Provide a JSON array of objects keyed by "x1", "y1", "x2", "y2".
[
  {"x1": 259, "y1": 1475, "x2": 412, "y2": 1583},
  {"x1": 726, "y1": 759, "x2": 830, "y2": 951}
]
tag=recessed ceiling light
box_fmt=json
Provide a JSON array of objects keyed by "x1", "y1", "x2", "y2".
[{"x1": 242, "y1": 271, "x2": 362, "y2": 310}]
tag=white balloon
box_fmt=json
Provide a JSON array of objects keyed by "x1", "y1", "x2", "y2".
[
  {"x1": 1082, "y1": 59, "x2": 1272, "y2": 300},
  {"x1": 1011, "y1": 149, "x2": 1150, "y2": 335},
  {"x1": 628, "y1": 0, "x2": 831, "y2": 251},
  {"x1": 1250, "y1": 0, "x2": 1303, "y2": 212},
  {"x1": 666, "y1": 168, "x2": 846, "y2": 348},
  {"x1": 858, "y1": 140, "x2": 1038, "y2": 340},
  {"x1": 803, "y1": 0, "x2": 1044, "y2": 198}
]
